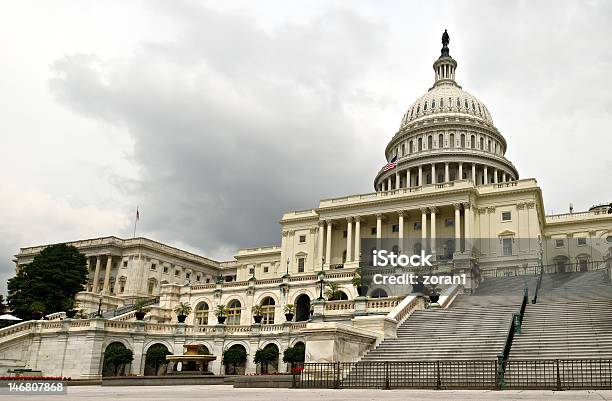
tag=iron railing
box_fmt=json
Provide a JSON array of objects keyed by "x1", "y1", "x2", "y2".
[
  {"x1": 497, "y1": 286, "x2": 528, "y2": 386},
  {"x1": 294, "y1": 359, "x2": 612, "y2": 390}
]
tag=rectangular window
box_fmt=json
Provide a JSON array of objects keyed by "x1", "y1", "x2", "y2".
[
  {"x1": 196, "y1": 275, "x2": 201, "y2": 282},
  {"x1": 445, "y1": 218, "x2": 454, "y2": 226},
  {"x1": 414, "y1": 222, "x2": 422, "y2": 230},
  {"x1": 122, "y1": 261, "x2": 128, "y2": 268},
  {"x1": 392, "y1": 224, "x2": 399, "y2": 233},
  {"x1": 186, "y1": 272, "x2": 191, "y2": 279},
  {"x1": 502, "y1": 238, "x2": 513, "y2": 256},
  {"x1": 249, "y1": 267, "x2": 255, "y2": 275},
  {"x1": 577, "y1": 237, "x2": 587, "y2": 246},
  {"x1": 501, "y1": 212, "x2": 511, "y2": 221},
  {"x1": 163, "y1": 266, "x2": 169, "y2": 274},
  {"x1": 299, "y1": 235, "x2": 306, "y2": 243},
  {"x1": 298, "y1": 258, "x2": 305, "y2": 273},
  {"x1": 263, "y1": 265, "x2": 269, "y2": 273},
  {"x1": 371, "y1": 227, "x2": 377, "y2": 235},
  {"x1": 150, "y1": 263, "x2": 156, "y2": 271},
  {"x1": 175, "y1": 270, "x2": 180, "y2": 277},
  {"x1": 555, "y1": 239, "x2": 564, "y2": 248}
]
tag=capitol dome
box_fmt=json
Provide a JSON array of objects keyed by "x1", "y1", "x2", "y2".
[{"x1": 374, "y1": 30, "x2": 518, "y2": 192}]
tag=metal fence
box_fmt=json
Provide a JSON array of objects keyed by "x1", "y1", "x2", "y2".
[{"x1": 295, "y1": 359, "x2": 612, "y2": 390}]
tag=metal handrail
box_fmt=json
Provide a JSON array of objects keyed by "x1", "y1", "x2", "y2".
[{"x1": 497, "y1": 286, "x2": 528, "y2": 388}]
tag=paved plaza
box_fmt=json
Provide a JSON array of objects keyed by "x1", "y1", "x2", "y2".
[{"x1": 2, "y1": 385, "x2": 611, "y2": 401}]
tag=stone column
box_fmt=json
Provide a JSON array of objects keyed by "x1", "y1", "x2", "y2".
[
  {"x1": 92, "y1": 256, "x2": 101, "y2": 293},
  {"x1": 406, "y1": 169, "x2": 411, "y2": 188},
  {"x1": 418, "y1": 165, "x2": 423, "y2": 186},
  {"x1": 430, "y1": 207, "x2": 437, "y2": 255},
  {"x1": 398, "y1": 211, "x2": 405, "y2": 253},
  {"x1": 317, "y1": 221, "x2": 325, "y2": 269},
  {"x1": 458, "y1": 163, "x2": 463, "y2": 180},
  {"x1": 484, "y1": 166, "x2": 488, "y2": 184},
  {"x1": 346, "y1": 217, "x2": 353, "y2": 263},
  {"x1": 421, "y1": 208, "x2": 428, "y2": 247},
  {"x1": 464, "y1": 203, "x2": 472, "y2": 252},
  {"x1": 431, "y1": 164, "x2": 436, "y2": 184},
  {"x1": 472, "y1": 164, "x2": 476, "y2": 184},
  {"x1": 103, "y1": 255, "x2": 113, "y2": 294},
  {"x1": 502, "y1": 172, "x2": 507, "y2": 182},
  {"x1": 454, "y1": 204, "x2": 462, "y2": 253},
  {"x1": 445, "y1": 163, "x2": 450, "y2": 182},
  {"x1": 395, "y1": 171, "x2": 400, "y2": 189},
  {"x1": 354, "y1": 217, "x2": 361, "y2": 262},
  {"x1": 494, "y1": 169, "x2": 498, "y2": 183},
  {"x1": 325, "y1": 221, "x2": 333, "y2": 266},
  {"x1": 387, "y1": 177, "x2": 392, "y2": 191},
  {"x1": 376, "y1": 214, "x2": 382, "y2": 240}
]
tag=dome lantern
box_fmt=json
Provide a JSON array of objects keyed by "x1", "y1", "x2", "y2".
[{"x1": 432, "y1": 29, "x2": 458, "y2": 88}]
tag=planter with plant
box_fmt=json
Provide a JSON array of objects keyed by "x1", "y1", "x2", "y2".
[
  {"x1": 427, "y1": 284, "x2": 442, "y2": 304},
  {"x1": 215, "y1": 304, "x2": 228, "y2": 324},
  {"x1": 173, "y1": 302, "x2": 192, "y2": 323},
  {"x1": 352, "y1": 268, "x2": 368, "y2": 297},
  {"x1": 254, "y1": 346, "x2": 279, "y2": 374},
  {"x1": 251, "y1": 305, "x2": 263, "y2": 324},
  {"x1": 324, "y1": 282, "x2": 344, "y2": 301},
  {"x1": 284, "y1": 304, "x2": 295, "y2": 322},
  {"x1": 133, "y1": 299, "x2": 150, "y2": 321},
  {"x1": 30, "y1": 301, "x2": 45, "y2": 320},
  {"x1": 64, "y1": 298, "x2": 77, "y2": 319}
]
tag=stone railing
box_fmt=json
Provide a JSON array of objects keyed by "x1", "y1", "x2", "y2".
[
  {"x1": 45, "y1": 312, "x2": 66, "y2": 320},
  {"x1": 366, "y1": 296, "x2": 402, "y2": 310},
  {"x1": 387, "y1": 295, "x2": 422, "y2": 326},
  {"x1": 325, "y1": 300, "x2": 355, "y2": 312},
  {"x1": 0, "y1": 321, "x2": 37, "y2": 340}
]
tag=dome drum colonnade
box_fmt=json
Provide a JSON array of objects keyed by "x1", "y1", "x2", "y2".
[{"x1": 374, "y1": 30, "x2": 518, "y2": 192}]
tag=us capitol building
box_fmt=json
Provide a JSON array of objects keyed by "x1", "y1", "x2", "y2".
[{"x1": 4, "y1": 32, "x2": 612, "y2": 379}]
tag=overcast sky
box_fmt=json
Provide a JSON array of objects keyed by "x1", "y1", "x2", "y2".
[{"x1": 1, "y1": 0, "x2": 611, "y2": 294}]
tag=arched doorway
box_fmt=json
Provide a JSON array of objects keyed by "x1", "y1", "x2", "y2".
[
  {"x1": 144, "y1": 343, "x2": 171, "y2": 376},
  {"x1": 258, "y1": 343, "x2": 279, "y2": 374},
  {"x1": 102, "y1": 342, "x2": 132, "y2": 377},
  {"x1": 554, "y1": 255, "x2": 569, "y2": 273},
  {"x1": 369, "y1": 288, "x2": 388, "y2": 298},
  {"x1": 295, "y1": 294, "x2": 311, "y2": 322},
  {"x1": 223, "y1": 344, "x2": 247, "y2": 375}
]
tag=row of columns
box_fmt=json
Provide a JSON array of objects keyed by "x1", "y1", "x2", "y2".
[
  {"x1": 379, "y1": 162, "x2": 511, "y2": 191},
  {"x1": 88, "y1": 255, "x2": 115, "y2": 294},
  {"x1": 317, "y1": 203, "x2": 473, "y2": 266}
]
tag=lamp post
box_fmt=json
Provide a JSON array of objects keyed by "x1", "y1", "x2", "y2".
[
  {"x1": 96, "y1": 296, "x2": 103, "y2": 318},
  {"x1": 286, "y1": 258, "x2": 290, "y2": 275}
]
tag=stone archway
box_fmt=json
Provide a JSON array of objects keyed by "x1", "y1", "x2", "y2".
[
  {"x1": 144, "y1": 343, "x2": 170, "y2": 376},
  {"x1": 102, "y1": 342, "x2": 132, "y2": 377},
  {"x1": 224, "y1": 344, "x2": 247, "y2": 375},
  {"x1": 295, "y1": 294, "x2": 311, "y2": 322}
]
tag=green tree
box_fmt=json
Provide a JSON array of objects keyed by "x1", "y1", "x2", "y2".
[
  {"x1": 145, "y1": 345, "x2": 171, "y2": 376},
  {"x1": 254, "y1": 346, "x2": 279, "y2": 374},
  {"x1": 104, "y1": 344, "x2": 134, "y2": 376},
  {"x1": 222, "y1": 347, "x2": 247, "y2": 375},
  {"x1": 324, "y1": 282, "x2": 344, "y2": 301},
  {"x1": 0, "y1": 295, "x2": 6, "y2": 312},
  {"x1": 282, "y1": 343, "x2": 305, "y2": 370},
  {"x1": 7, "y1": 244, "x2": 87, "y2": 319}
]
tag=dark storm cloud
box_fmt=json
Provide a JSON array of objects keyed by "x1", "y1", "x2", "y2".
[{"x1": 49, "y1": 5, "x2": 388, "y2": 258}]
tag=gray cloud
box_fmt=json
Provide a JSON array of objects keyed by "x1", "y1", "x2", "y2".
[{"x1": 48, "y1": 5, "x2": 388, "y2": 259}]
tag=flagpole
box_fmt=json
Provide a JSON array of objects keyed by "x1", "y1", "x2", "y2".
[{"x1": 133, "y1": 207, "x2": 139, "y2": 238}]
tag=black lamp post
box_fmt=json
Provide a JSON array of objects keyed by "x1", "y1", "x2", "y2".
[
  {"x1": 96, "y1": 296, "x2": 103, "y2": 318},
  {"x1": 286, "y1": 258, "x2": 290, "y2": 275}
]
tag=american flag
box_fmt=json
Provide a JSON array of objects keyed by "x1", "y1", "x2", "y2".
[{"x1": 383, "y1": 155, "x2": 398, "y2": 172}]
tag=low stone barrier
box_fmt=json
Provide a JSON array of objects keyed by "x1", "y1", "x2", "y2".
[
  {"x1": 102, "y1": 375, "x2": 226, "y2": 386},
  {"x1": 233, "y1": 375, "x2": 295, "y2": 388}
]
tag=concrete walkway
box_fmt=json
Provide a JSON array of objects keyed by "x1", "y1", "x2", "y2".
[{"x1": 2, "y1": 385, "x2": 611, "y2": 401}]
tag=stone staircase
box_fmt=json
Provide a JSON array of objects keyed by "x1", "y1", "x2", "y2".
[{"x1": 359, "y1": 304, "x2": 518, "y2": 362}]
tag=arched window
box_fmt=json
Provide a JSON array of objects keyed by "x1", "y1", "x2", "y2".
[
  {"x1": 195, "y1": 302, "x2": 209, "y2": 326},
  {"x1": 370, "y1": 288, "x2": 388, "y2": 298},
  {"x1": 460, "y1": 134, "x2": 465, "y2": 148},
  {"x1": 431, "y1": 99, "x2": 435, "y2": 109},
  {"x1": 438, "y1": 134, "x2": 444, "y2": 148},
  {"x1": 226, "y1": 300, "x2": 242, "y2": 325},
  {"x1": 450, "y1": 133, "x2": 455, "y2": 148},
  {"x1": 401, "y1": 143, "x2": 405, "y2": 156},
  {"x1": 427, "y1": 135, "x2": 432, "y2": 149},
  {"x1": 479, "y1": 137, "x2": 484, "y2": 149},
  {"x1": 470, "y1": 135, "x2": 475, "y2": 149},
  {"x1": 418, "y1": 138, "x2": 422, "y2": 151},
  {"x1": 423, "y1": 101, "x2": 427, "y2": 111},
  {"x1": 440, "y1": 98, "x2": 444, "y2": 108},
  {"x1": 488, "y1": 139, "x2": 491, "y2": 152},
  {"x1": 260, "y1": 297, "x2": 275, "y2": 325},
  {"x1": 147, "y1": 278, "x2": 157, "y2": 295},
  {"x1": 456, "y1": 98, "x2": 461, "y2": 108},
  {"x1": 409, "y1": 140, "x2": 413, "y2": 153},
  {"x1": 416, "y1": 105, "x2": 420, "y2": 114},
  {"x1": 464, "y1": 99, "x2": 468, "y2": 108}
]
